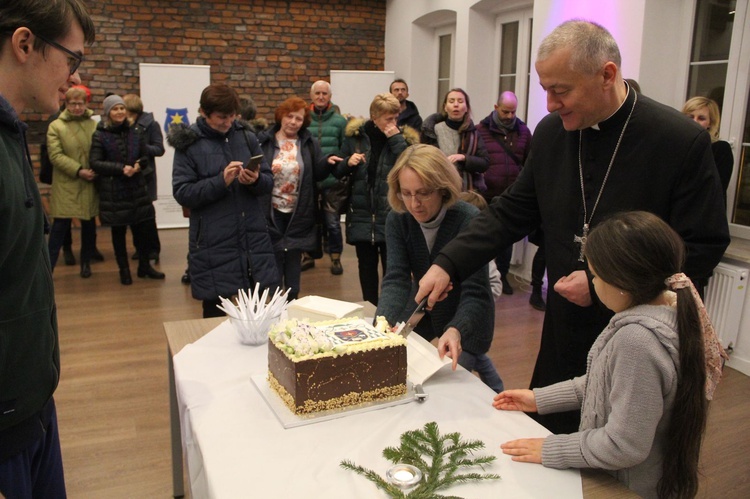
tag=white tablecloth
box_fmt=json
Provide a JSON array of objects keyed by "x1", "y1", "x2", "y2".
[{"x1": 173, "y1": 319, "x2": 583, "y2": 498}]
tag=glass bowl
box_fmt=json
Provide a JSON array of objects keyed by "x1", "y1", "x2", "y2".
[{"x1": 230, "y1": 314, "x2": 280, "y2": 346}]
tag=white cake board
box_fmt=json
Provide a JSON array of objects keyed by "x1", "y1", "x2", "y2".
[{"x1": 251, "y1": 375, "x2": 417, "y2": 429}]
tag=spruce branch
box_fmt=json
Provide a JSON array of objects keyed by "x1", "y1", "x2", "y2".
[{"x1": 340, "y1": 422, "x2": 500, "y2": 498}]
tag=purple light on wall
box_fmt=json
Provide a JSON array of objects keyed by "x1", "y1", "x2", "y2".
[{"x1": 541, "y1": 0, "x2": 629, "y2": 43}]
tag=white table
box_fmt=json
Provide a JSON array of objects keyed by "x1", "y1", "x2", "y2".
[{"x1": 166, "y1": 318, "x2": 635, "y2": 498}]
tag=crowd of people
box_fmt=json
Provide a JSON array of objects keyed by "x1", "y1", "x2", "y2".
[{"x1": 0, "y1": 1, "x2": 736, "y2": 497}]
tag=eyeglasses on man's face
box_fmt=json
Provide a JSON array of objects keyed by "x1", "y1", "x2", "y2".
[
  {"x1": 397, "y1": 190, "x2": 436, "y2": 203},
  {"x1": 34, "y1": 32, "x2": 83, "y2": 75}
]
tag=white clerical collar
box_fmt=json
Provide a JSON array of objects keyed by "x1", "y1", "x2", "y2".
[{"x1": 590, "y1": 83, "x2": 631, "y2": 131}]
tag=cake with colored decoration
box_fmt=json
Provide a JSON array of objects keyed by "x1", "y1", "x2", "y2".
[{"x1": 267, "y1": 317, "x2": 407, "y2": 415}]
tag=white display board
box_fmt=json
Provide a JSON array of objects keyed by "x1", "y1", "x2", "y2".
[
  {"x1": 330, "y1": 70, "x2": 395, "y2": 118},
  {"x1": 139, "y1": 63, "x2": 211, "y2": 228}
]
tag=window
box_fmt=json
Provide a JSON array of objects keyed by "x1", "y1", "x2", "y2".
[
  {"x1": 437, "y1": 33, "x2": 452, "y2": 111},
  {"x1": 688, "y1": 0, "x2": 750, "y2": 233},
  {"x1": 735, "y1": 88, "x2": 750, "y2": 226},
  {"x1": 687, "y1": 0, "x2": 734, "y2": 107},
  {"x1": 495, "y1": 10, "x2": 533, "y2": 120},
  {"x1": 498, "y1": 22, "x2": 519, "y2": 94}
]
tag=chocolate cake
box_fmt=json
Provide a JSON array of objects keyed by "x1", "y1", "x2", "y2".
[{"x1": 267, "y1": 318, "x2": 407, "y2": 415}]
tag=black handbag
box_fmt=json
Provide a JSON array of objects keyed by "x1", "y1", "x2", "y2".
[
  {"x1": 308, "y1": 221, "x2": 324, "y2": 260},
  {"x1": 324, "y1": 176, "x2": 353, "y2": 214},
  {"x1": 39, "y1": 142, "x2": 53, "y2": 184}
]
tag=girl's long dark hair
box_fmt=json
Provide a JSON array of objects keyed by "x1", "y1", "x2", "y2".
[{"x1": 585, "y1": 211, "x2": 707, "y2": 499}]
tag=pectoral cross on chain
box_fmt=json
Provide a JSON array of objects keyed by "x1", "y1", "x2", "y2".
[{"x1": 574, "y1": 223, "x2": 590, "y2": 262}]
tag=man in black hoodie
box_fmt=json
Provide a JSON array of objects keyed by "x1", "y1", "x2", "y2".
[{"x1": 390, "y1": 78, "x2": 423, "y2": 131}]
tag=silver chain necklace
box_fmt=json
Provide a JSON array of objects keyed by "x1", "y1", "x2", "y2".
[{"x1": 574, "y1": 90, "x2": 638, "y2": 262}]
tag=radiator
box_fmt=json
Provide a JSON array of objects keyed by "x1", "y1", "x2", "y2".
[{"x1": 704, "y1": 261, "x2": 749, "y2": 352}]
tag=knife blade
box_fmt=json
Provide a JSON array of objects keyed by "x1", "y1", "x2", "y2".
[{"x1": 399, "y1": 297, "x2": 428, "y2": 337}]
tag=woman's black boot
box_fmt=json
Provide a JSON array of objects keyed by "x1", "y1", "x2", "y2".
[
  {"x1": 138, "y1": 257, "x2": 165, "y2": 279},
  {"x1": 120, "y1": 267, "x2": 133, "y2": 285}
]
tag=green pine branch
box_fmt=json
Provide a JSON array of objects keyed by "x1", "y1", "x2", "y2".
[{"x1": 340, "y1": 421, "x2": 500, "y2": 498}]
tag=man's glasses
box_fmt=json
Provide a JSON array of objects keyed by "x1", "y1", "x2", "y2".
[
  {"x1": 397, "y1": 190, "x2": 436, "y2": 203},
  {"x1": 34, "y1": 32, "x2": 83, "y2": 75}
]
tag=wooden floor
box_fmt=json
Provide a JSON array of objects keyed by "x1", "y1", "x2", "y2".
[{"x1": 50, "y1": 227, "x2": 750, "y2": 498}]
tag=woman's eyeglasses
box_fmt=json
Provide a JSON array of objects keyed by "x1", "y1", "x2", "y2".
[
  {"x1": 34, "y1": 32, "x2": 83, "y2": 75},
  {"x1": 397, "y1": 190, "x2": 436, "y2": 203}
]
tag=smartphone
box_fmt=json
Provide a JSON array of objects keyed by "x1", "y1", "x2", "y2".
[{"x1": 244, "y1": 154, "x2": 263, "y2": 172}]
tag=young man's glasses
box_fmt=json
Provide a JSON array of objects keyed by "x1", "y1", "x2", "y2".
[{"x1": 34, "y1": 32, "x2": 83, "y2": 75}]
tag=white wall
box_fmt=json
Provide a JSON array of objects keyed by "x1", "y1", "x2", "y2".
[
  {"x1": 329, "y1": 70, "x2": 395, "y2": 118},
  {"x1": 527, "y1": 0, "x2": 647, "y2": 129},
  {"x1": 639, "y1": 0, "x2": 693, "y2": 107},
  {"x1": 385, "y1": 0, "x2": 498, "y2": 117}
]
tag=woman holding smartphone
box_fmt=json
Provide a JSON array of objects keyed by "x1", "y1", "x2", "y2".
[
  {"x1": 171, "y1": 84, "x2": 279, "y2": 317},
  {"x1": 258, "y1": 97, "x2": 339, "y2": 301}
]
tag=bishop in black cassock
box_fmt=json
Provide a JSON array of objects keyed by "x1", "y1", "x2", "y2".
[{"x1": 426, "y1": 70, "x2": 729, "y2": 435}]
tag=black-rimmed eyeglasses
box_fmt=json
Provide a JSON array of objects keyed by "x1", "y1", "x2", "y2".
[{"x1": 34, "y1": 32, "x2": 83, "y2": 75}]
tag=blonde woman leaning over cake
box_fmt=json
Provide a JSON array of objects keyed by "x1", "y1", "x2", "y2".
[{"x1": 376, "y1": 144, "x2": 503, "y2": 392}]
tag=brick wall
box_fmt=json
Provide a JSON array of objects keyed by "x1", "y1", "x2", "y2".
[{"x1": 25, "y1": 0, "x2": 386, "y2": 177}]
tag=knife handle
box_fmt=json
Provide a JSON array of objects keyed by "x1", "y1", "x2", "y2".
[{"x1": 415, "y1": 384, "x2": 427, "y2": 401}]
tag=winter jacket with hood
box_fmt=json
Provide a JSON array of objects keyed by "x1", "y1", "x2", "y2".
[
  {"x1": 131, "y1": 111, "x2": 165, "y2": 201},
  {"x1": 397, "y1": 99, "x2": 423, "y2": 131},
  {"x1": 46, "y1": 107, "x2": 99, "y2": 219},
  {"x1": 170, "y1": 118, "x2": 280, "y2": 301},
  {"x1": 333, "y1": 118, "x2": 418, "y2": 245},
  {"x1": 90, "y1": 120, "x2": 153, "y2": 226}
]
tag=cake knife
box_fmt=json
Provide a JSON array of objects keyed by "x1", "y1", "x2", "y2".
[{"x1": 399, "y1": 297, "x2": 428, "y2": 337}]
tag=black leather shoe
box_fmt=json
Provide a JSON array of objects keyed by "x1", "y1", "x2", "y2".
[
  {"x1": 80, "y1": 263, "x2": 92, "y2": 278},
  {"x1": 92, "y1": 249, "x2": 104, "y2": 262},
  {"x1": 501, "y1": 276, "x2": 514, "y2": 295},
  {"x1": 181, "y1": 270, "x2": 191, "y2": 284},
  {"x1": 301, "y1": 254, "x2": 315, "y2": 271},
  {"x1": 138, "y1": 265, "x2": 165, "y2": 279},
  {"x1": 120, "y1": 268, "x2": 133, "y2": 285},
  {"x1": 63, "y1": 247, "x2": 76, "y2": 266},
  {"x1": 529, "y1": 291, "x2": 546, "y2": 312},
  {"x1": 330, "y1": 258, "x2": 343, "y2": 275}
]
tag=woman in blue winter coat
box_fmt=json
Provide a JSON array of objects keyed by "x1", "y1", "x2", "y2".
[
  {"x1": 257, "y1": 97, "x2": 339, "y2": 300},
  {"x1": 170, "y1": 84, "x2": 280, "y2": 318}
]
